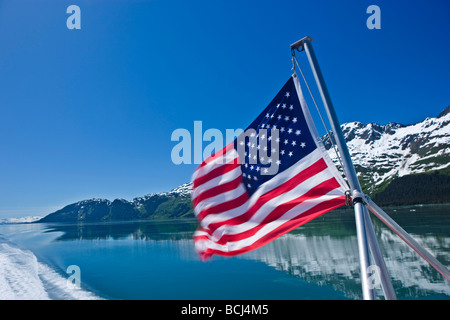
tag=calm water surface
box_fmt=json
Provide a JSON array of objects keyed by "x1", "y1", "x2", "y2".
[{"x1": 0, "y1": 204, "x2": 449, "y2": 300}]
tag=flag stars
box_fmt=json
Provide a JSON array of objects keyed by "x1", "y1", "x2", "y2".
[{"x1": 239, "y1": 85, "x2": 314, "y2": 193}]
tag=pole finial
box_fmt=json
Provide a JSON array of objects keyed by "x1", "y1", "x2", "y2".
[{"x1": 290, "y1": 36, "x2": 313, "y2": 51}]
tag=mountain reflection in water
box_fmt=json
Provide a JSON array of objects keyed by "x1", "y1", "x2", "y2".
[{"x1": 41, "y1": 205, "x2": 450, "y2": 299}]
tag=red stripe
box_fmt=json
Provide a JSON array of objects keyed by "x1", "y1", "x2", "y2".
[
  {"x1": 194, "y1": 197, "x2": 345, "y2": 260},
  {"x1": 193, "y1": 160, "x2": 240, "y2": 189},
  {"x1": 212, "y1": 177, "x2": 341, "y2": 245},
  {"x1": 193, "y1": 175, "x2": 242, "y2": 208},
  {"x1": 202, "y1": 158, "x2": 328, "y2": 234},
  {"x1": 192, "y1": 227, "x2": 210, "y2": 242},
  {"x1": 197, "y1": 143, "x2": 234, "y2": 169},
  {"x1": 196, "y1": 192, "x2": 249, "y2": 221}
]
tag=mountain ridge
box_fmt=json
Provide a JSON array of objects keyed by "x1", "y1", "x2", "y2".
[
  {"x1": 38, "y1": 183, "x2": 192, "y2": 222},
  {"x1": 322, "y1": 107, "x2": 450, "y2": 194}
]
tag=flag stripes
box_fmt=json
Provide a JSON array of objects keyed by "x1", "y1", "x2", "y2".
[{"x1": 194, "y1": 197, "x2": 345, "y2": 258}]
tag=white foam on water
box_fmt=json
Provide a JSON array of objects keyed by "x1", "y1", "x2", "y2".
[{"x1": 0, "y1": 242, "x2": 102, "y2": 300}]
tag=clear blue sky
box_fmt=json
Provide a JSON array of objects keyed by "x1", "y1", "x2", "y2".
[{"x1": 0, "y1": 0, "x2": 449, "y2": 217}]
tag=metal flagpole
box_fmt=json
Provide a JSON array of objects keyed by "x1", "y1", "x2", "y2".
[
  {"x1": 291, "y1": 36, "x2": 394, "y2": 299},
  {"x1": 365, "y1": 196, "x2": 450, "y2": 281},
  {"x1": 363, "y1": 205, "x2": 397, "y2": 299}
]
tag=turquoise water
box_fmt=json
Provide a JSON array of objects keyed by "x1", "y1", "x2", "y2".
[{"x1": 1, "y1": 204, "x2": 449, "y2": 300}]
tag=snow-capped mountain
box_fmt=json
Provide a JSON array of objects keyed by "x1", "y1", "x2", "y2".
[
  {"x1": 39, "y1": 183, "x2": 193, "y2": 222},
  {"x1": 323, "y1": 106, "x2": 450, "y2": 193},
  {"x1": 0, "y1": 216, "x2": 43, "y2": 224},
  {"x1": 165, "y1": 183, "x2": 192, "y2": 196}
]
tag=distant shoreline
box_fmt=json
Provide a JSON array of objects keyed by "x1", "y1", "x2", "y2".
[{"x1": 2, "y1": 203, "x2": 448, "y2": 225}]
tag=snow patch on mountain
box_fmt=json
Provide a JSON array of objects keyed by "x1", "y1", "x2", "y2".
[
  {"x1": 323, "y1": 110, "x2": 450, "y2": 192},
  {"x1": 0, "y1": 216, "x2": 43, "y2": 225},
  {"x1": 166, "y1": 183, "x2": 192, "y2": 196}
]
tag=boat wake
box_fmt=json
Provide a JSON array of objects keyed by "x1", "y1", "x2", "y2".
[{"x1": 0, "y1": 241, "x2": 101, "y2": 300}]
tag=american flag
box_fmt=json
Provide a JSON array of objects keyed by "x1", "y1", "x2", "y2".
[{"x1": 192, "y1": 75, "x2": 348, "y2": 260}]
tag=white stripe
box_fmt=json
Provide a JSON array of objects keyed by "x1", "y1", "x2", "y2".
[
  {"x1": 193, "y1": 229, "x2": 209, "y2": 237},
  {"x1": 199, "y1": 200, "x2": 251, "y2": 228},
  {"x1": 194, "y1": 184, "x2": 247, "y2": 217},
  {"x1": 191, "y1": 166, "x2": 242, "y2": 202},
  {"x1": 191, "y1": 148, "x2": 239, "y2": 182}
]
